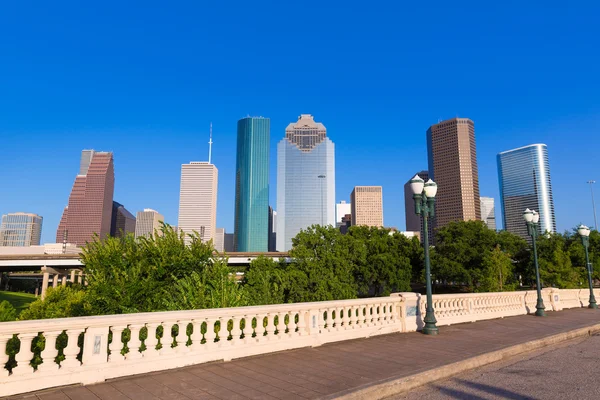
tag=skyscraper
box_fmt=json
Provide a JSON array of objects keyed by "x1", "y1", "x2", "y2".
[
  {"x1": 336, "y1": 201, "x2": 351, "y2": 227},
  {"x1": 234, "y1": 117, "x2": 270, "y2": 252},
  {"x1": 214, "y1": 227, "x2": 226, "y2": 252},
  {"x1": 135, "y1": 209, "x2": 165, "y2": 238},
  {"x1": 427, "y1": 118, "x2": 481, "y2": 228},
  {"x1": 0, "y1": 213, "x2": 43, "y2": 247},
  {"x1": 497, "y1": 144, "x2": 556, "y2": 239},
  {"x1": 56, "y1": 150, "x2": 115, "y2": 246},
  {"x1": 480, "y1": 197, "x2": 497, "y2": 231},
  {"x1": 178, "y1": 161, "x2": 218, "y2": 244},
  {"x1": 110, "y1": 201, "x2": 136, "y2": 238},
  {"x1": 268, "y1": 207, "x2": 277, "y2": 252},
  {"x1": 351, "y1": 186, "x2": 383, "y2": 227},
  {"x1": 277, "y1": 114, "x2": 335, "y2": 251}
]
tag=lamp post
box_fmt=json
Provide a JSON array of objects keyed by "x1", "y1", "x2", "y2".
[
  {"x1": 588, "y1": 181, "x2": 598, "y2": 230},
  {"x1": 577, "y1": 225, "x2": 597, "y2": 309},
  {"x1": 318, "y1": 174, "x2": 326, "y2": 226},
  {"x1": 410, "y1": 174, "x2": 438, "y2": 335},
  {"x1": 523, "y1": 208, "x2": 545, "y2": 316}
]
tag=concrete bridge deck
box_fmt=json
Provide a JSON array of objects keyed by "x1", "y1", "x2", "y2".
[{"x1": 9, "y1": 308, "x2": 600, "y2": 400}]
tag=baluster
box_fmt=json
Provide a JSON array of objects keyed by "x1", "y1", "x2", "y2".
[
  {"x1": 176, "y1": 321, "x2": 191, "y2": 353},
  {"x1": 339, "y1": 306, "x2": 347, "y2": 329},
  {"x1": 126, "y1": 324, "x2": 144, "y2": 359},
  {"x1": 188, "y1": 320, "x2": 203, "y2": 351},
  {"x1": 159, "y1": 323, "x2": 177, "y2": 355},
  {"x1": 0, "y1": 334, "x2": 12, "y2": 376},
  {"x1": 12, "y1": 333, "x2": 37, "y2": 375},
  {"x1": 215, "y1": 318, "x2": 223, "y2": 344},
  {"x1": 109, "y1": 325, "x2": 126, "y2": 363},
  {"x1": 297, "y1": 311, "x2": 307, "y2": 335},
  {"x1": 230, "y1": 316, "x2": 242, "y2": 344},
  {"x1": 275, "y1": 313, "x2": 284, "y2": 339},
  {"x1": 264, "y1": 314, "x2": 272, "y2": 337},
  {"x1": 38, "y1": 331, "x2": 62, "y2": 372},
  {"x1": 143, "y1": 323, "x2": 160, "y2": 357},
  {"x1": 286, "y1": 311, "x2": 293, "y2": 336},
  {"x1": 325, "y1": 308, "x2": 332, "y2": 331},
  {"x1": 62, "y1": 329, "x2": 84, "y2": 368},
  {"x1": 204, "y1": 318, "x2": 217, "y2": 345},
  {"x1": 351, "y1": 306, "x2": 359, "y2": 327}
]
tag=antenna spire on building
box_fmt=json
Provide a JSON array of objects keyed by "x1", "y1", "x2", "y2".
[{"x1": 208, "y1": 122, "x2": 213, "y2": 164}]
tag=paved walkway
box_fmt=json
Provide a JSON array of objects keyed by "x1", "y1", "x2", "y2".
[
  {"x1": 396, "y1": 333, "x2": 600, "y2": 399},
  {"x1": 10, "y1": 309, "x2": 600, "y2": 400}
]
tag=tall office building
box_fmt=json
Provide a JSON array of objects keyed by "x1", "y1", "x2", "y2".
[
  {"x1": 350, "y1": 186, "x2": 383, "y2": 227},
  {"x1": 56, "y1": 150, "x2": 115, "y2": 246},
  {"x1": 135, "y1": 208, "x2": 164, "y2": 238},
  {"x1": 214, "y1": 228, "x2": 226, "y2": 252},
  {"x1": 277, "y1": 114, "x2": 335, "y2": 251},
  {"x1": 234, "y1": 117, "x2": 270, "y2": 252},
  {"x1": 110, "y1": 201, "x2": 136, "y2": 238},
  {"x1": 427, "y1": 118, "x2": 481, "y2": 229},
  {"x1": 480, "y1": 197, "x2": 497, "y2": 231},
  {"x1": 0, "y1": 213, "x2": 43, "y2": 247},
  {"x1": 336, "y1": 201, "x2": 351, "y2": 227},
  {"x1": 268, "y1": 207, "x2": 277, "y2": 252},
  {"x1": 404, "y1": 171, "x2": 434, "y2": 242},
  {"x1": 497, "y1": 144, "x2": 556, "y2": 239},
  {"x1": 178, "y1": 161, "x2": 218, "y2": 244}
]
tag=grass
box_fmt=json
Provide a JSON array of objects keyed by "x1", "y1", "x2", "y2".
[{"x1": 0, "y1": 291, "x2": 37, "y2": 315}]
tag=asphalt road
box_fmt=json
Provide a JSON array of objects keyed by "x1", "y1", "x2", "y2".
[{"x1": 394, "y1": 334, "x2": 600, "y2": 400}]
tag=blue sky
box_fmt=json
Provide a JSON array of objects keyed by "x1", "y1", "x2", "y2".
[{"x1": 1, "y1": 1, "x2": 599, "y2": 244}]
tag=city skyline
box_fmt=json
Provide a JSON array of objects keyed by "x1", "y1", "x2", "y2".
[{"x1": 2, "y1": 2, "x2": 599, "y2": 244}]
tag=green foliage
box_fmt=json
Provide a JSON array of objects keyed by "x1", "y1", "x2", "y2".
[
  {"x1": 432, "y1": 221, "x2": 526, "y2": 291},
  {"x1": 243, "y1": 256, "x2": 287, "y2": 305},
  {"x1": 347, "y1": 226, "x2": 415, "y2": 295},
  {"x1": 0, "y1": 301, "x2": 17, "y2": 322},
  {"x1": 81, "y1": 223, "x2": 217, "y2": 314},
  {"x1": 287, "y1": 225, "x2": 360, "y2": 302},
  {"x1": 536, "y1": 232, "x2": 585, "y2": 288},
  {"x1": 19, "y1": 286, "x2": 89, "y2": 320},
  {"x1": 0, "y1": 291, "x2": 36, "y2": 315}
]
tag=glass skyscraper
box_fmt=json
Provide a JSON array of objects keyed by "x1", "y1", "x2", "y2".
[
  {"x1": 234, "y1": 117, "x2": 270, "y2": 252},
  {"x1": 0, "y1": 212, "x2": 43, "y2": 247},
  {"x1": 277, "y1": 114, "x2": 335, "y2": 251},
  {"x1": 497, "y1": 144, "x2": 556, "y2": 239}
]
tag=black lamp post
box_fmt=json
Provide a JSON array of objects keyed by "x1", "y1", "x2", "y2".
[
  {"x1": 410, "y1": 174, "x2": 438, "y2": 335},
  {"x1": 577, "y1": 225, "x2": 597, "y2": 309},
  {"x1": 523, "y1": 208, "x2": 545, "y2": 317}
]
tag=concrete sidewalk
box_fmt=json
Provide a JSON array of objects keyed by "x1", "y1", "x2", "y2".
[{"x1": 10, "y1": 309, "x2": 600, "y2": 400}]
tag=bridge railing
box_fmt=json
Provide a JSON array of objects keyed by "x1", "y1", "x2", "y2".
[
  {"x1": 1, "y1": 287, "x2": 598, "y2": 397},
  {"x1": 0, "y1": 296, "x2": 403, "y2": 397}
]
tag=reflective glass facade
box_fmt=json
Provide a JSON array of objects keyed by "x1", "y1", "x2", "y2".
[
  {"x1": 234, "y1": 117, "x2": 270, "y2": 252},
  {"x1": 497, "y1": 144, "x2": 556, "y2": 239},
  {"x1": 0, "y1": 213, "x2": 43, "y2": 247},
  {"x1": 277, "y1": 115, "x2": 335, "y2": 251}
]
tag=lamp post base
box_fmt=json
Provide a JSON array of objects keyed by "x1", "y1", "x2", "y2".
[
  {"x1": 422, "y1": 311, "x2": 439, "y2": 335},
  {"x1": 422, "y1": 325, "x2": 439, "y2": 335},
  {"x1": 535, "y1": 298, "x2": 546, "y2": 317},
  {"x1": 588, "y1": 297, "x2": 598, "y2": 309}
]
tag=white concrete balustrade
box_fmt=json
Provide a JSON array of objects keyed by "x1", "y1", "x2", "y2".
[{"x1": 0, "y1": 288, "x2": 598, "y2": 397}]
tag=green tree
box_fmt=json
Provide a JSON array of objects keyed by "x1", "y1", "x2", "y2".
[
  {"x1": 478, "y1": 246, "x2": 517, "y2": 292},
  {"x1": 536, "y1": 232, "x2": 584, "y2": 288},
  {"x1": 243, "y1": 256, "x2": 287, "y2": 305},
  {"x1": 19, "y1": 287, "x2": 89, "y2": 320},
  {"x1": 287, "y1": 225, "x2": 359, "y2": 302},
  {"x1": 347, "y1": 226, "x2": 414, "y2": 296},
  {"x1": 0, "y1": 300, "x2": 17, "y2": 322}
]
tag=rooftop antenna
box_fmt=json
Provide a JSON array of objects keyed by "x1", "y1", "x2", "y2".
[{"x1": 208, "y1": 122, "x2": 213, "y2": 164}]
